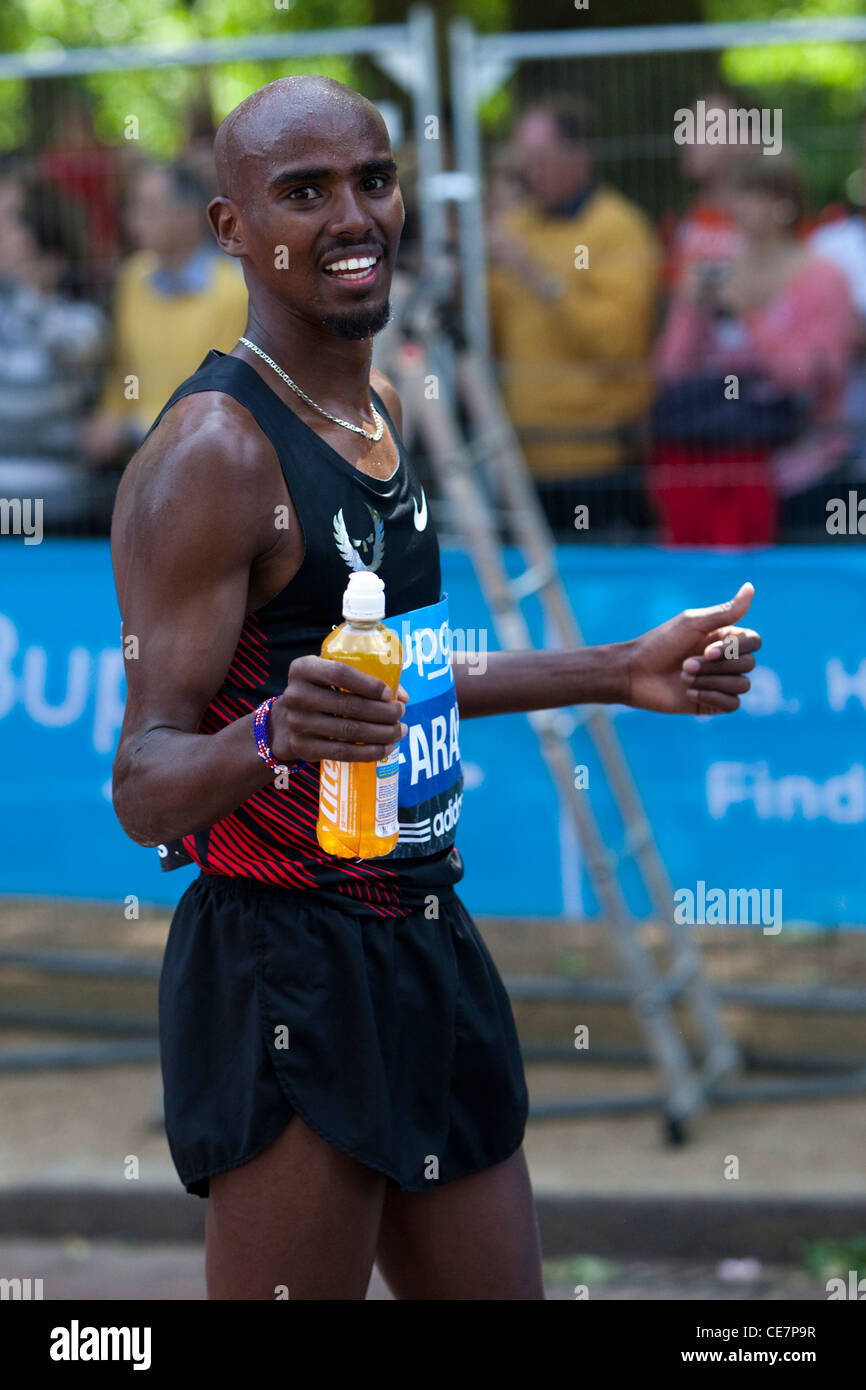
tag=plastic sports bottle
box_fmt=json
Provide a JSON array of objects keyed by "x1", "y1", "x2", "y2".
[{"x1": 316, "y1": 571, "x2": 403, "y2": 859}]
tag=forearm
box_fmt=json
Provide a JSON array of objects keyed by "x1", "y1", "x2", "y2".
[
  {"x1": 454, "y1": 641, "x2": 633, "y2": 719},
  {"x1": 113, "y1": 712, "x2": 273, "y2": 847}
]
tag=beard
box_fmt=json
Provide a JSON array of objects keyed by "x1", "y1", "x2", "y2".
[{"x1": 321, "y1": 298, "x2": 392, "y2": 340}]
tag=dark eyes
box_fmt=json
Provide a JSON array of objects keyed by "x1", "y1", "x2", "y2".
[{"x1": 285, "y1": 175, "x2": 392, "y2": 201}]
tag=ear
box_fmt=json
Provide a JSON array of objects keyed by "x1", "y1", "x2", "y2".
[{"x1": 207, "y1": 196, "x2": 245, "y2": 258}]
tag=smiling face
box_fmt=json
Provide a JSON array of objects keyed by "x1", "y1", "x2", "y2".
[{"x1": 210, "y1": 78, "x2": 404, "y2": 340}]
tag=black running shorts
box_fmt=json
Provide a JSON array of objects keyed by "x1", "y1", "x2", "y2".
[{"x1": 158, "y1": 871, "x2": 529, "y2": 1197}]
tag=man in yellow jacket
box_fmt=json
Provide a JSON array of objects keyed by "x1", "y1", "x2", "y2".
[
  {"x1": 487, "y1": 99, "x2": 660, "y2": 532},
  {"x1": 84, "y1": 161, "x2": 248, "y2": 462}
]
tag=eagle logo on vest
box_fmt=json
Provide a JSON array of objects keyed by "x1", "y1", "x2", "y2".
[{"x1": 333, "y1": 503, "x2": 385, "y2": 572}]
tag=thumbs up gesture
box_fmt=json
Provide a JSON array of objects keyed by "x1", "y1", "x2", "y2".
[{"x1": 625, "y1": 582, "x2": 761, "y2": 716}]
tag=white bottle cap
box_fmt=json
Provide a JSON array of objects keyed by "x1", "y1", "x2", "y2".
[{"x1": 342, "y1": 570, "x2": 385, "y2": 621}]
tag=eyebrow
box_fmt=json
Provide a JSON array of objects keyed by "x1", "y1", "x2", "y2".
[{"x1": 267, "y1": 158, "x2": 398, "y2": 193}]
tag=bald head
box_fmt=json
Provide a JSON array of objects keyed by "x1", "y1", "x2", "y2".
[
  {"x1": 207, "y1": 74, "x2": 403, "y2": 343},
  {"x1": 214, "y1": 76, "x2": 389, "y2": 202}
]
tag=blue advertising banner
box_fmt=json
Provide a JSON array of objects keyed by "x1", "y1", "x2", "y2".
[{"x1": 0, "y1": 541, "x2": 863, "y2": 925}]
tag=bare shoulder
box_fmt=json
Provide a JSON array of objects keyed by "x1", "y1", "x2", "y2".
[
  {"x1": 111, "y1": 391, "x2": 288, "y2": 607},
  {"x1": 370, "y1": 366, "x2": 404, "y2": 438},
  {"x1": 120, "y1": 388, "x2": 274, "y2": 490},
  {"x1": 114, "y1": 392, "x2": 280, "y2": 539}
]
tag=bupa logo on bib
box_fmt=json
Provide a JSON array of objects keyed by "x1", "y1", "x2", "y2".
[{"x1": 385, "y1": 594, "x2": 463, "y2": 858}]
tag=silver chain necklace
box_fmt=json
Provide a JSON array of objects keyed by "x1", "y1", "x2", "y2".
[{"x1": 239, "y1": 337, "x2": 384, "y2": 442}]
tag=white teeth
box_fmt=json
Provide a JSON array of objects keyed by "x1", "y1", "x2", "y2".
[{"x1": 325, "y1": 255, "x2": 378, "y2": 275}]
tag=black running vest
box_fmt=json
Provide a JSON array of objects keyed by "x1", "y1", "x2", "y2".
[{"x1": 148, "y1": 350, "x2": 464, "y2": 917}]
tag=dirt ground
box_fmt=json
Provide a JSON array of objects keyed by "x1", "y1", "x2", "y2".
[
  {"x1": 0, "y1": 896, "x2": 864, "y2": 1302},
  {"x1": 0, "y1": 1238, "x2": 833, "y2": 1300}
]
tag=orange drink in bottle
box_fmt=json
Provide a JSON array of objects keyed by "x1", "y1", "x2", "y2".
[{"x1": 316, "y1": 571, "x2": 403, "y2": 859}]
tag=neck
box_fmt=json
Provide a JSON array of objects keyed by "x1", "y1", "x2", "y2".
[
  {"x1": 241, "y1": 294, "x2": 376, "y2": 415},
  {"x1": 543, "y1": 179, "x2": 589, "y2": 214}
]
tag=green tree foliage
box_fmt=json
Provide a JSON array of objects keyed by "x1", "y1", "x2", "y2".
[
  {"x1": 0, "y1": 0, "x2": 372, "y2": 152},
  {"x1": 0, "y1": 0, "x2": 862, "y2": 210},
  {"x1": 702, "y1": 0, "x2": 866, "y2": 208}
]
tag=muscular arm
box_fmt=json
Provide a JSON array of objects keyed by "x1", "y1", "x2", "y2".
[{"x1": 111, "y1": 397, "x2": 288, "y2": 846}]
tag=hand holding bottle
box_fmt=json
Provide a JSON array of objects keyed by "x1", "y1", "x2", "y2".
[{"x1": 267, "y1": 656, "x2": 408, "y2": 766}]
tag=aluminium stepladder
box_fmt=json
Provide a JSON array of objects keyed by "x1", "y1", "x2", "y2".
[{"x1": 389, "y1": 314, "x2": 741, "y2": 1141}]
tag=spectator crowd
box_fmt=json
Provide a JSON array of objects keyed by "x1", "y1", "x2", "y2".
[
  {"x1": 487, "y1": 89, "x2": 866, "y2": 544},
  {"x1": 1, "y1": 85, "x2": 865, "y2": 544},
  {"x1": 0, "y1": 94, "x2": 248, "y2": 532}
]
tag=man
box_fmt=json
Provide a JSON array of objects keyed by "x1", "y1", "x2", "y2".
[
  {"x1": 84, "y1": 160, "x2": 248, "y2": 463},
  {"x1": 486, "y1": 97, "x2": 661, "y2": 534},
  {"x1": 110, "y1": 76, "x2": 761, "y2": 1300}
]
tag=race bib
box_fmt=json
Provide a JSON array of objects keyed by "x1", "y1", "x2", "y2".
[{"x1": 386, "y1": 592, "x2": 464, "y2": 858}]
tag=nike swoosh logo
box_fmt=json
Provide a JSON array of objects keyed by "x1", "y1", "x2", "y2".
[{"x1": 412, "y1": 486, "x2": 428, "y2": 531}]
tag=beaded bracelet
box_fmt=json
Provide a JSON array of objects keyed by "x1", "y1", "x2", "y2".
[{"x1": 253, "y1": 696, "x2": 294, "y2": 777}]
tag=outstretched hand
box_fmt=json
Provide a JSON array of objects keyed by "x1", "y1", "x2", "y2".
[{"x1": 626, "y1": 582, "x2": 761, "y2": 716}]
